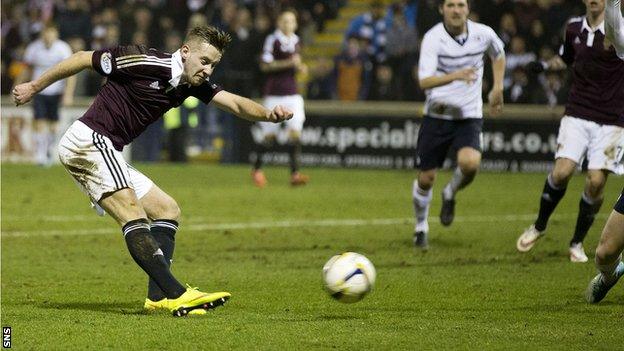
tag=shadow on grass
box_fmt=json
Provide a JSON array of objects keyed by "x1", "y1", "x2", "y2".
[{"x1": 35, "y1": 301, "x2": 148, "y2": 315}]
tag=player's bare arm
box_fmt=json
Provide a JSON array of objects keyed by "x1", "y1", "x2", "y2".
[
  {"x1": 212, "y1": 90, "x2": 293, "y2": 123},
  {"x1": 488, "y1": 54, "x2": 505, "y2": 117},
  {"x1": 12, "y1": 50, "x2": 93, "y2": 106},
  {"x1": 418, "y1": 67, "x2": 477, "y2": 90},
  {"x1": 605, "y1": 0, "x2": 624, "y2": 57}
]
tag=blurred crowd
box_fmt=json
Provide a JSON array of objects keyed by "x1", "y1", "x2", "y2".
[{"x1": 2, "y1": 0, "x2": 585, "y2": 106}]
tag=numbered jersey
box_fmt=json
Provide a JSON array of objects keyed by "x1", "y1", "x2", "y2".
[{"x1": 559, "y1": 17, "x2": 624, "y2": 127}]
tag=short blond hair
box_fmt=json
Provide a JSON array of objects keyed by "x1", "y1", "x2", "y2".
[{"x1": 185, "y1": 26, "x2": 232, "y2": 52}]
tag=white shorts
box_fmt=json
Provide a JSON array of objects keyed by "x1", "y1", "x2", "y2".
[
  {"x1": 257, "y1": 94, "x2": 306, "y2": 136},
  {"x1": 555, "y1": 116, "x2": 624, "y2": 174},
  {"x1": 58, "y1": 121, "x2": 154, "y2": 203}
]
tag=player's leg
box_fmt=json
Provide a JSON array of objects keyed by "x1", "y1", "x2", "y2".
[
  {"x1": 573, "y1": 122, "x2": 624, "y2": 261},
  {"x1": 141, "y1": 183, "x2": 181, "y2": 303},
  {"x1": 440, "y1": 119, "x2": 483, "y2": 226},
  {"x1": 252, "y1": 127, "x2": 275, "y2": 187},
  {"x1": 536, "y1": 157, "x2": 577, "y2": 230},
  {"x1": 45, "y1": 95, "x2": 62, "y2": 165},
  {"x1": 585, "y1": 192, "x2": 624, "y2": 303},
  {"x1": 440, "y1": 147, "x2": 481, "y2": 226},
  {"x1": 412, "y1": 116, "x2": 453, "y2": 249},
  {"x1": 32, "y1": 95, "x2": 48, "y2": 165},
  {"x1": 516, "y1": 157, "x2": 576, "y2": 252},
  {"x1": 517, "y1": 116, "x2": 588, "y2": 252},
  {"x1": 568, "y1": 170, "x2": 608, "y2": 262},
  {"x1": 285, "y1": 95, "x2": 308, "y2": 186},
  {"x1": 413, "y1": 168, "x2": 437, "y2": 249},
  {"x1": 58, "y1": 124, "x2": 186, "y2": 298},
  {"x1": 252, "y1": 95, "x2": 281, "y2": 187},
  {"x1": 99, "y1": 188, "x2": 229, "y2": 315}
]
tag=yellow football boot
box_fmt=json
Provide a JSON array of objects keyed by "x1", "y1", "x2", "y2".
[{"x1": 167, "y1": 285, "x2": 230, "y2": 317}]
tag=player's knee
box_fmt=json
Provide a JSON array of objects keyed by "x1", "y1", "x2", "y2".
[
  {"x1": 595, "y1": 241, "x2": 619, "y2": 264},
  {"x1": 551, "y1": 168, "x2": 573, "y2": 186},
  {"x1": 585, "y1": 173, "x2": 606, "y2": 198},
  {"x1": 418, "y1": 171, "x2": 436, "y2": 189},
  {"x1": 161, "y1": 199, "x2": 181, "y2": 221},
  {"x1": 458, "y1": 160, "x2": 479, "y2": 176}
]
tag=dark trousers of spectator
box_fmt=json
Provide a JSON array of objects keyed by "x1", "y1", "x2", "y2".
[
  {"x1": 387, "y1": 53, "x2": 419, "y2": 101},
  {"x1": 168, "y1": 127, "x2": 188, "y2": 163}
]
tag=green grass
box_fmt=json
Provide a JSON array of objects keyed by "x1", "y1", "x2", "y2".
[{"x1": 1, "y1": 163, "x2": 623, "y2": 350}]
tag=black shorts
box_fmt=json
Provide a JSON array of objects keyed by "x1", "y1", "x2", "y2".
[
  {"x1": 615, "y1": 188, "x2": 624, "y2": 215},
  {"x1": 415, "y1": 116, "x2": 483, "y2": 170},
  {"x1": 33, "y1": 94, "x2": 61, "y2": 121}
]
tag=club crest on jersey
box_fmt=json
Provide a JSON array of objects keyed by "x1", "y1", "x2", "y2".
[{"x1": 101, "y1": 52, "x2": 112, "y2": 74}]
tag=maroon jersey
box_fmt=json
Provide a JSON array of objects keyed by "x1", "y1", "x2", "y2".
[
  {"x1": 261, "y1": 30, "x2": 300, "y2": 96},
  {"x1": 559, "y1": 17, "x2": 624, "y2": 127},
  {"x1": 80, "y1": 45, "x2": 222, "y2": 150}
]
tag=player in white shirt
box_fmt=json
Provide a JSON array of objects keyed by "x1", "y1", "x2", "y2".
[
  {"x1": 412, "y1": 0, "x2": 505, "y2": 249},
  {"x1": 14, "y1": 24, "x2": 74, "y2": 166},
  {"x1": 586, "y1": 0, "x2": 624, "y2": 303}
]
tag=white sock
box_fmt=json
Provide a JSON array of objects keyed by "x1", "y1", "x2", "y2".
[
  {"x1": 597, "y1": 254, "x2": 622, "y2": 284},
  {"x1": 412, "y1": 180, "x2": 432, "y2": 233},
  {"x1": 443, "y1": 167, "x2": 464, "y2": 200},
  {"x1": 46, "y1": 131, "x2": 57, "y2": 164},
  {"x1": 34, "y1": 132, "x2": 47, "y2": 164}
]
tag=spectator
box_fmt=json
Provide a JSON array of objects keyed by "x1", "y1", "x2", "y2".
[
  {"x1": 498, "y1": 12, "x2": 518, "y2": 47},
  {"x1": 385, "y1": 4, "x2": 419, "y2": 100},
  {"x1": 222, "y1": 7, "x2": 261, "y2": 98},
  {"x1": 526, "y1": 19, "x2": 548, "y2": 53},
  {"x1": 56, "y1": 0, "x2": 91, "y2": 42},
  {"x1": 334, "y1": 36, "x2": 372, "y2": 101},
  {"x1": 504, "y1": 36, "x2": 536, "y2": 88},
  {"x1": 345, "y1": 0, "x2": 390, "y2": 64},
  {"x1": 368, "y1": 64, "x2": 395, "y2": 100},
  {"x1": 307, "y1": 57, "x2": 335, "y2": 100},
  {"x1": 504, "y1": 67, "x2": 531, "y2": 103}
]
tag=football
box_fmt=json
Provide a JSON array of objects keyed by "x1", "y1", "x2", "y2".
[{"x1": 322, "y1": 252, "x2": 376, "y2": 303}]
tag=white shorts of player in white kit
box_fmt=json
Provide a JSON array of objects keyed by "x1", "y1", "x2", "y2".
[
  {"x1": 555, "y1": 116, "x2": 624, "y2": 174},
  {"x1": 258, "y1": 94, "x2": 306, "y2": 136},
  {"x1": 58, "y1": 121, "x2": 154, "y2": 212}
]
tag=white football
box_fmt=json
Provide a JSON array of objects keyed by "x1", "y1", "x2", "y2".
[{"x1": 322, "y1": 252, "x2": 376, "y2": 303}]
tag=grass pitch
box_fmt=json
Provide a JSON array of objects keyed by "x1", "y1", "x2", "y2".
[{"x1": 1, "y1": 163, "x2": 623, "y2": 350}]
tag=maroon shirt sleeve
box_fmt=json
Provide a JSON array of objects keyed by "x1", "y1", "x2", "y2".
[
  {"x1": 558, "y1": 23, "x2": 576, "y2": 65},
  {"x1": 91, "y1": 46, "x2": 122, "y2": 77},
  {"x1": 190, "y1": 81, "x2": 223, "y2": 104}
]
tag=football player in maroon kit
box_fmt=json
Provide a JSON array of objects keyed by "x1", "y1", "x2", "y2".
[
  {"x1": 251, "y1": 9, "x2": 309, "y2": 187},
  {"x1": 12, "y1": 26, "x2": 293, "y2": 316},
  {"x1": 517, "y1": 0, "x2": 624, "y2": 263}
]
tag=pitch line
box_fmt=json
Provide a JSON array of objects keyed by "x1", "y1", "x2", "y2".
[{"x1": 1, "y1": 213, "x2": 607, "y2": 238}]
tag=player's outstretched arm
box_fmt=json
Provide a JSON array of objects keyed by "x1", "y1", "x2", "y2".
[
  {"x1": 212, "y1": 90, "x2": 293, "y2": 123},
  {"x1": 12, "y1": 50, "x2": 93, "y2": 106},
  {"x1": 488, "y1": 54, "x2": 505, "y2": 117},
  {"x1": 606, "y1": 0, "x2": 624, "y2": 58}
]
